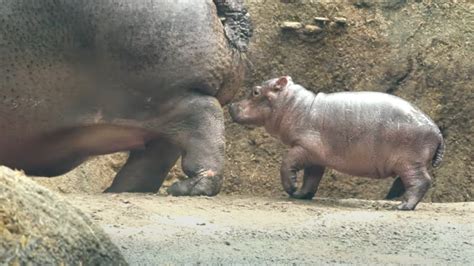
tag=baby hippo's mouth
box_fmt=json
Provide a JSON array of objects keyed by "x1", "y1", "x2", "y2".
[
  {"x1": 228, "y1": 103, "x2": 242, "y2": 123},
  {"x1": 228, "y1": 102, "x2": 260, "y2": 127}
]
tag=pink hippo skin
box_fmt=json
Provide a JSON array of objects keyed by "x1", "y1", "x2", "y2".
[{"x1": 229, "y1": 76, "x2": 445, "y2": 210}]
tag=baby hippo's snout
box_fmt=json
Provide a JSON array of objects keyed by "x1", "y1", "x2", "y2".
[
  {"x1": 228, "y1": 103, "x2": 241, "y2": 122},
  {"x1": 229, "y1": 101, "x2": 256, "y2": 124}
]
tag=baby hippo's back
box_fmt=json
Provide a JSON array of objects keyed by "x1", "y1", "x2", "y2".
[{"x1": 312, "y1": 91, "x2": 442, "y2": 178}]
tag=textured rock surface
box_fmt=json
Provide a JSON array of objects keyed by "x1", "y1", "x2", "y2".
[{"x1": 0, "y1": 166, "x2": 127, "y2": 265}]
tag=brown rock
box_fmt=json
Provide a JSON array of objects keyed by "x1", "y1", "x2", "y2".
[
  {"x1": 0, "y1": 166, "x2": 127, "y2": 265},
  {"x1": 303, "y1": 24, "x2": 323, "y2": 34},
  {"x1": 280, "y1": 21, "x2": 303, "y2": 30}
]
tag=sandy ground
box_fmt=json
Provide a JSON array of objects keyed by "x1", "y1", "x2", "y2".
[{"x1": 66, "y1": 194, "x2": 474, "y2": 265}]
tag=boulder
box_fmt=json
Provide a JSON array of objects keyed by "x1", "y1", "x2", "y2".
[{"x1": 0, "y1": 166, "x2": 127, "y2": 265}]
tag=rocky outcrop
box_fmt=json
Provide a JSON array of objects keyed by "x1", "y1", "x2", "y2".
[
  {"x1": 0, "y1": 166, "x2": 127, "y2": 265},
  {"x1": 214, "y1": 0, "x2": 253, "y2": 52}
]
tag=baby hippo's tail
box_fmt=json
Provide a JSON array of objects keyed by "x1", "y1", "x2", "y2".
[{"x1": 432, "y1": 136, "x2": 445, "y2": 168}]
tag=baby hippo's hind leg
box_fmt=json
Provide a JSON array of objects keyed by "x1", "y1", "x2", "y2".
[
  {"x1": 396, "y1": 165, "x2": 432, "y2": 210},
  {"x1": 385, "y1": 177, "x2": 406, "y2": 200},
  {"x1": 292, "y1": 165, "x2": 325, "y2": 200}
]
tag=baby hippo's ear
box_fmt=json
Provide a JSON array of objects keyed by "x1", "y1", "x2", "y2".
[{"x1": 274, "y1": 76, "x2": 292, "y2": 91}]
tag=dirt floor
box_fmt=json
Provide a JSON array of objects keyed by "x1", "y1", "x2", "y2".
[{"x1": 66, "y1": 193, "x2": 474, "y2": 265}]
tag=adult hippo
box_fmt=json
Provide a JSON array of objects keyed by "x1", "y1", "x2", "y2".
[{"x1": 0, "y1": 0, "x2": 252, "y2": 196}]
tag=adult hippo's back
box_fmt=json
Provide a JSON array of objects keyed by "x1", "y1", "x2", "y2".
[{"x1": 0, "y1": 0, "x2": 252, "y2": 196}]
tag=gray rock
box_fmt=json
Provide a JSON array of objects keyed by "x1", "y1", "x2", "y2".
[
  {"x1": 334, "y1": 17, "x2": 348, "y2": 25},
  {"x1": 280, "y1": 21, "x2": 303, "y2": 30},
  {"x1": 303, "y1": 25, "x2": 323, "y2": 34},
  {"x1": 314, "y1": 16, "x2": 331, "y2": 26}
]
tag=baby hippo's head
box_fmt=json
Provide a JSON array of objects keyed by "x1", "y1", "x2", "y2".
[{"x1": 229, "y1": 76, "x2": 293, "y2": 126}]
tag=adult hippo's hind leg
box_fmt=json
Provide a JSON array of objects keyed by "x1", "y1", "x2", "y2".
[
  {"x1": 104, "y1": 138, "x2": 180, "y2": 193},
  {"x1": 166, "y1": 95, "x2": 225, "y2": 197}
]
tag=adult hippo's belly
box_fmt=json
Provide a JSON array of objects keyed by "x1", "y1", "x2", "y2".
[{"x1": 0, "y1": 0, "x2": 251, "y2": 196}]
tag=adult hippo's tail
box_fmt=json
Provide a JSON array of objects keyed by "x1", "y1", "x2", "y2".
[
  {"x1": 432, "y1": 137, "x2": 445, "y2": 168},
  {"x1": 213, "y1": 0, "x2": 253, "y2": 105}
]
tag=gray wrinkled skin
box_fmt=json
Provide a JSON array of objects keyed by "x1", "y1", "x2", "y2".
[
  {"x1": 0, "y1": 0, "x2": 249, "y2": 197},
  {"x1": 229, "y1": 76, "x2": 444, "y2": 210}
]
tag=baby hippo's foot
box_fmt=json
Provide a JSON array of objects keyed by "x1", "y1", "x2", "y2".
[
  {"x1": 288, "y1": 165, "x2": 325, "y2": 200},
  {"x1": 396, "y1": 201, "x2": 416, "y2": 211},
  {"x1": 393, "y1": 167, "x2": 432, "y2": 211},
  {"x1": 291, "y1": 190, "x2": 315, "y2": 200},
  {"x1": 167, "y1": 172, "x2": 222, "y2": 197}
]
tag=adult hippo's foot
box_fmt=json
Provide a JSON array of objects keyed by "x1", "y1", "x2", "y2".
[
  {"x1": 103, "y1": 94, "x2": 225, "y2": 196},
  {"x1": 167, "y1": 172, "x2": 222, "y2": 196},
  {"x1": 165, "y1": 95, "x2": 225, "y2": 197}
]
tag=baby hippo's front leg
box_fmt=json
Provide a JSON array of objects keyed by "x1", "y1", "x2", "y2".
[
  {"x1": 292, "y1": 165, "x2": 325, "y2": 200},
  {"x1": 280, "y1": 147, "x2": 307, "y2": 197}
]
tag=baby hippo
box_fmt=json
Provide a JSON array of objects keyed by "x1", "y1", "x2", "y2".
[{"x1": 229, "y1": 76, "x2": 444, "y2": 210}]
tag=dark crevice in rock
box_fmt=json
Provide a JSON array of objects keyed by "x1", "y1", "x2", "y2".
[
  {"x1": 213, "y1": 0, "x2": 253, "y2": 52},
  {"x1": 386, "y1": 56, "x2": 415, "y2": 94}
]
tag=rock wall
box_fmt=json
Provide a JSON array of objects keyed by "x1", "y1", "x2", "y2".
[{"x1": 221, "y1": 0, "x2": 473, "y2": 202}]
